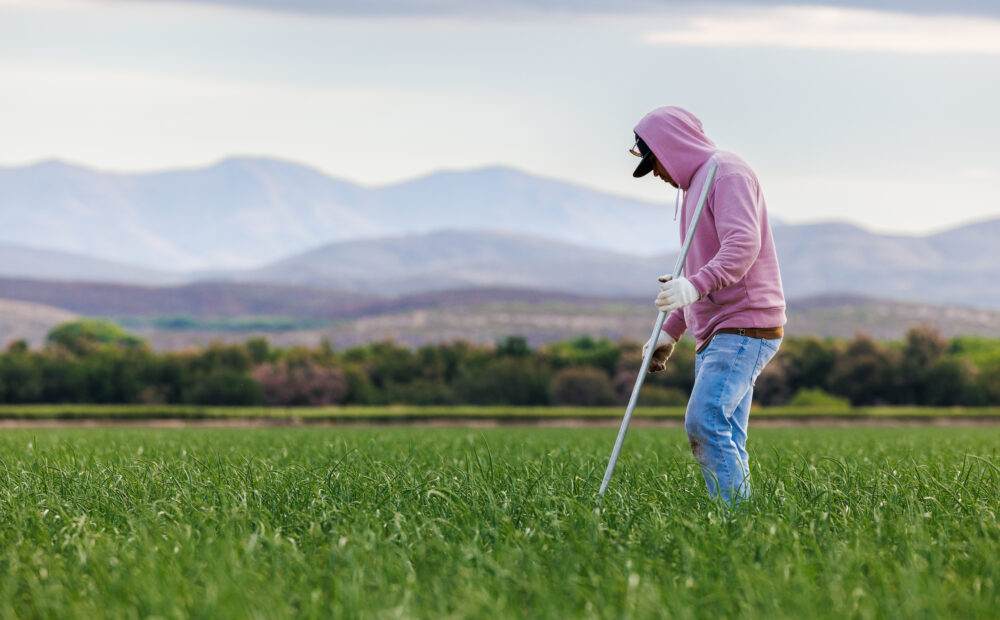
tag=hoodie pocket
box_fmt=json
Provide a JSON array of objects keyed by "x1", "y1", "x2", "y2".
[{"x1": 707, "y1": 281, "x2": 749, "y2": 307}]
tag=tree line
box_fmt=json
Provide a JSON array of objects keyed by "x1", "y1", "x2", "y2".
[{"x1": 0, "y1": 320, "x2": 997, "y2": 407}]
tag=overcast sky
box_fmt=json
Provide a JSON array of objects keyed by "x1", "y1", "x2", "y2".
[{"x1": 1, "y1": 0, "x2": 998, "y2": 235}]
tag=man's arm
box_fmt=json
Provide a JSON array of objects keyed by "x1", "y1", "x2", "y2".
[
  {"x1": 662, "y1": 308, "x2": 686, "y2": 342},
  {"x1": 686, "y1": 173, "x2": 763, "y2": 297}
]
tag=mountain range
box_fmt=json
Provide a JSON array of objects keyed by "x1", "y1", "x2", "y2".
[
  {"x1": 1, "y1": 157, "x2": 999, "y2": 308},
  {"x1": 232, "y1": 230, "x2": 659, "y2": 295},
  {"x1": 0, "y1": 158, "x2": 677, "y2": 270},
  {"x1": 8, "y1": 224, "x2": 994, "y2": 307},
  {"x1": 236, "y1": 222, "x2": 1000, "y2": 307}
]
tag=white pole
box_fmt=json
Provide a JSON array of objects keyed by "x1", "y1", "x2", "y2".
[{"x1": 598, "y1": 161, "x2": 718, "y2": 497}]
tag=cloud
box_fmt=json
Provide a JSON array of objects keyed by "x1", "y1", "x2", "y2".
[
  {"x1": 0, "y1": 0, "x2": 91, "y2": 7},
  {"x1": 0, "y1": 61, "x2": 561, "y2": 185},
  {"x1": 962, "y1": 167, "x2": 997, "y2": 180},
  {"x1": 41, "y1": 0, "x2": 1000, "y2": 19},
  {"x1": 641, "y1": 6, "x2": 1000, "y2": 53}
]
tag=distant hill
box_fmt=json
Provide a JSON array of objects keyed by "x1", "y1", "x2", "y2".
[
  {"x1": 1, "y1": 275, "x2": 998, "y2": 351},
  {"x1": 0, "y1": 158, "x2": 674, "y2": 270},
  {"x1": 3, "y1": 217, "x2": 1000, "y2": 308},
  {"x1": 0, "y1": 278, "x2": 633, "y2": 323},
  {"x1": 0, "y1": 299, "x2": 78, "y2": 349},
  {"x1": 0, "y1": 243, "x2": 178, "y2": 285},
  {"x1": 235, "y1": 223, "x2": 1000, "y2": 308},
  {"x1": 127, "y1": 291, "x2": 1000, "y2": 351},
  {"x1": 784, "y1": 294, "x2": 1000, "y2": 340},
  {"x1": 0, "y1": 278, "x2": 379, "y2": 319},
  {"x1": 773, "y1": 219, "x2": 1000, "y2": 307},
  {"x1": 236, "y1": 230, "x2": 662, "y2": 296}
]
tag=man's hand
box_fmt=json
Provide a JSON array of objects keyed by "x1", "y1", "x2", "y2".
[
  {"x1": 642, "y1": 336, "x2": 676, "y2": 373},
  {"x1": 655, "y1": 274, "x2": 700, "y2": 313}
]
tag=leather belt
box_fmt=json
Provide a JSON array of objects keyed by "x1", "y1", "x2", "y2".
[{"x1": 697, "y1": 326, "x2": 784, "y2": 353}]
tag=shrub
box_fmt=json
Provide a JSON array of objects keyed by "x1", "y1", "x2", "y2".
[
  {"x1": 636, "y1": 385, "x2": 688, "y2": 407},
  {"x1": 453, "y1": 358, "x2": 550, "y2": 405},
  {"x1": 253, "y1": 362, "x2": 349, "y2": 406},
  {"x1": 828, "y1": 335, "x2": 902, "y2": 405},
  {"x1": 787, "y1": 388, "x2": 851, "y2": 409},
  {"x1": 550, "y1": 367, "x2": 616, "y2": 406},
  {"x1": 186, "y1": 368, "x2": 262, "y2": 405},
  {"x1": 384, "y1": 379, "x2": 454, "y2": 405}
]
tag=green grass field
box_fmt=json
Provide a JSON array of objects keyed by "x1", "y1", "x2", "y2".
[{"x1": 1, "y1": 427, "x2": 997, "y2": 617}]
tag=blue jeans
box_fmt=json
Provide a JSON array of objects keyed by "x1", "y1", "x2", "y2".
[{"x1": 685, "y1": 333, "x2": 781, "y2": 504}]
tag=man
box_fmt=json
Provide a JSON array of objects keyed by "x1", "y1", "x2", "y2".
[{"x1": 632, "y1": 106, "x2": 786, "y2": 504}]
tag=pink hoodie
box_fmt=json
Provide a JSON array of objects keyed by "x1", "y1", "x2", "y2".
[{"x1": 634, "y1": 107, "x2": 786, "y2": 351}]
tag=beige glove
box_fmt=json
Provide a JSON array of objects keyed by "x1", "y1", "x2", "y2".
[
  {"x1": 655, "y1": 274, "x2": 700, "y2": 313},
  {"x1": 642, "y1": 335, "x2": 676, "y2": 373}
]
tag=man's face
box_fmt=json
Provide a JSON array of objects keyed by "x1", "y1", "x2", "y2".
[{"x1": 652, "y1": 159, "x2": 677, "y2": 188}]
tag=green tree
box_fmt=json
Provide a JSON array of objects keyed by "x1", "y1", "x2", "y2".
[
  {"x1": 787, "y1": 388, "x2": 850, "y2": 408},
  {"x1": 550, "y1": 367, "x2": 616, "y2": 406},
  {"x1": 0, "y1": 347, "x2": 43, "y2": 402},
  {"x1": 46, "y1": 320, "x2": 145, "y2": 356},
  {"x1": 245, "y1": 338, "x2": 271, "y2": 364},
  {"x1": 898, "y1": 325, "x2": 949, "y2": 404},
  {"x1": 453, "y1": 357, "x2": 551, "y2": 405},
  {"x1": 496, "y1": 336, "x2": 530, "y2": 358},
  {"x1": 545, "y1": 336, "x2": 620, "y2": 376},
  {"x1": 828, "y1": 335, "x2": 902, "y2": 406},
  {"x1": 341, "y1": 363, "x2": 379, "y2": 404},
  {"x1": 924, "y1": 357, "x2": 977, "y2": 406},
  {"x1": 186, "y1": 368, "x2": 263, "y2": 405},
  {"x1": 384, "y1": 379, "x2": 454, "y2": 405},
  {"x1": 614, "y1": 339, "x2": 695, "y2": 402}
]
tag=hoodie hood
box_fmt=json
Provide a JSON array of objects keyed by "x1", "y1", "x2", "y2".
[{"x1": 634, "y1": 106, "x2": 717, "y2": 190}]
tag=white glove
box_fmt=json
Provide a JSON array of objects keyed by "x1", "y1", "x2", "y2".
[
  {"x1": 642, "y1": 335, "x2": 676, "y2": 373},
  {"x1": 655, "y1": 274, "x2": 700, "y2": 312}
]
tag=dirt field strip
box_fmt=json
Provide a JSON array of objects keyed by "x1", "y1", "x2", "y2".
[{"x1": 2, "y1": 416, "x2": 1000, "y2": 428}]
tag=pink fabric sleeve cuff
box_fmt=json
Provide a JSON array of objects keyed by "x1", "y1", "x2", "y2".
[
  {"x1": 687, "y1": 272, "x2": 712, "y2": 300},
  {"x1": 662, "y1": 310, "x2": 686, "y2": 342}
]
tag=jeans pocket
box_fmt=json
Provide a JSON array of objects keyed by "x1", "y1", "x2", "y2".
[{"x1": 752, "y1": 338, "x2": 781, "y2": 384}]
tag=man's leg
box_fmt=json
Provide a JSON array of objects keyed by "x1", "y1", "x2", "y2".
[
  {"x1": 685, "y1": 335, "x2": 781, "y2": 503},
  {"x1": 732, "y1": 337, "x2": 781, "y2": 484},
  {"x1": 731, "y1": 388, "x2": 754, "y2": 490}
]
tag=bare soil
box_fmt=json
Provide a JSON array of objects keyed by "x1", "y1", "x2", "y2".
[{"x1": 1, "y1": 416, "x2": 999, "y2": 429}]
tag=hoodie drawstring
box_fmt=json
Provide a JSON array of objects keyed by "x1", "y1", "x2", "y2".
[{"x1": 673, "y1": 186, "x2": 683, "y2": 221}]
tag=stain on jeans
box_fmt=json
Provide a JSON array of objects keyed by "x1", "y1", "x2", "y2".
[{"x1": 687, "y1": 434, "x2": 706, "y2": 465}]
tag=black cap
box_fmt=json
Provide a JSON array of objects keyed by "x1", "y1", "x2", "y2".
[{"x1": 632, "y1": 134, "x2": 655, "y2": 178}]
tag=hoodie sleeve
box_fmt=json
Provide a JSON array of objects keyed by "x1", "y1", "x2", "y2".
[
  {"x1": 662, "y1": 308, "x2": 686, "y2": 342},
  {"x1": 687, "y1": 173, "x2": 762, "y2": 296}
]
